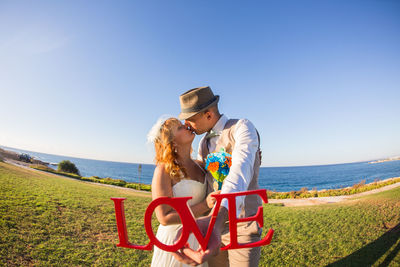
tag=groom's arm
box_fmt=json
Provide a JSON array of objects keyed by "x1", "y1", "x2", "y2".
[
  {"x1": 183, "y1": 120, "x2": 259, "y2": 263},
  {"x1": 220, "y1": 119, "x2": 259, "y2": 217}
]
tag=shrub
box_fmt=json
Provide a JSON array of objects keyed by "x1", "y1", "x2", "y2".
[
  {"x1": 81, "y1": 176, "x2": 98, "y2": 182},
  {"x1": 126, "y1": 183, "x2": 140, "y2": 190},
  {"x1": 57, "y1": 171, "x2": 81, "y2": 179},
  {"x1": 352, "y1": 179, "x2": 366, "y2": 189},
  {"x1": 299, "y1": 192, "x2": 312, "y2": 198},
  {"x1": 125, "y1": 183, "x2": 151, "y2": 191},
  {"x1": 99, "y1": 177, "x2": 127, "y2": 186},
  {"x1": 141, "y1": 184, "x2": 151, "y2": 191},
  {"x1": 31, "y1": 164, "x2": 54, "y2": 172},
  {"x1": 18, "y1": 153, "x2": 32, "y2": 163},
  {"x1": 300, "y1": 187, "x2": 308, "y2": 193},
  {"x1": 58, "y1": 160, "x2": 80, "y2": 175}
]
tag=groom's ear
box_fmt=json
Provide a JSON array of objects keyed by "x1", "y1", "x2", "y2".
[
  {"x1": 202, "y1": 109, "x2": 212, "y2": 120},
  {"x1": 205, "y1": 105, "x2": 220, "y2": 120}
]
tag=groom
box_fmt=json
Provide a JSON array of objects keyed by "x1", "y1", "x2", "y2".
[{"x1": 173, "y1": 86, "x2": 263, "y2": 267}]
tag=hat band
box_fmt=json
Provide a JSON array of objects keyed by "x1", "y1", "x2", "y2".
[{"x1": 181, "y1": 96, "x2": 217, "y2": 113}]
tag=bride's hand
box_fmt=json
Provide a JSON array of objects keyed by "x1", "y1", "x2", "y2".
[{"x1": 205, "y1": 190, "x2": 221, "y2": 209}]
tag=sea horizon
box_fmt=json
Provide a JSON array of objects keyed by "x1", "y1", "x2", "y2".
[
  {"x1": 1, "y1": 144, "x2": 393, "y2": 168},
  {"x1": 2, "y1": 145, "x2": 400, "y2": 192}
]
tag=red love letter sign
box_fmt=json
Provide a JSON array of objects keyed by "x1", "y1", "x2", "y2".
[
  {"x1": 111, "y1": 196, "x2": 206, "y2": 252},
  {"x1": 110, "y1": 197, "x2": 152, "y2": 250},
  {"x1": 111, "y1": 189, "x2": 274, "y2": 252},
  {"x1": 211, "y1": 189, "x2": 274, "y2": 250},
  {"x1": 144, "y1": 196, "x2": 197, "y2": 252}
]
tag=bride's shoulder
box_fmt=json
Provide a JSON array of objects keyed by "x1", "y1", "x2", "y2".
[
  {"x1": 152, "y1": 164, "x2": 172, "y2": 187},
  {"x1": 154, "y1": 164, "x2": 169, "y2": 178}
]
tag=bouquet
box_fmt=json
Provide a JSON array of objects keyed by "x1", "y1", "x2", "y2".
[{"x1": 205, "y1": 148, "x2": 232, "y2": 190}]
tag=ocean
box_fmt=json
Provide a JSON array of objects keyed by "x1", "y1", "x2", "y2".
[{"x1": 2, "y1": 145, "x2": 399, "y2": 192}]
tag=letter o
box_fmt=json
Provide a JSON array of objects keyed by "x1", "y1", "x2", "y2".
[{"x1": 144, "y1": 196, "x2": 193, "y2": 252}]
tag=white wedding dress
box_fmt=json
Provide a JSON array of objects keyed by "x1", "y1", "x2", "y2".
[{"x1": 151, "y1": 178, "x2": 209, "y2": 267}]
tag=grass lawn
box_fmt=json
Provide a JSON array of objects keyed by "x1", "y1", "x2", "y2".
[{"x1": 1, "y1": 162, "x2": 399, "y2": 266}]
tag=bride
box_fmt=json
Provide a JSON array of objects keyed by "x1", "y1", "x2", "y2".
[{"x1": 148, "y1": 117, "x2": 217, "y2": 267}]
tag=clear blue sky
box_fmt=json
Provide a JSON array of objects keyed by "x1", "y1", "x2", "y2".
[{"x1": 1, "y1": 0, "x2": 399, "y2": 167}]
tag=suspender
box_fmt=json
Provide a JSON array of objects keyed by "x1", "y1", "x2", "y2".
[{"x1": 201, "y1": 119, "x2": 261, "y2": 159}]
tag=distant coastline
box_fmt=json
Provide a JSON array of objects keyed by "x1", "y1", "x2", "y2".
[
  {"x1": 2, "y1": 146, "x2": 400, "y2": 199},
  {"x1": 2, "y1": 145, "x2": 400, "y2": 192},
  {"x1": 368, "y1": 156, "x2": 400, "y2": 164}
]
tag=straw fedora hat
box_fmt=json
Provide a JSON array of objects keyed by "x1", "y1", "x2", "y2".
[{"x1": 178, "y1": 86, "x2": 219, "y2": 120}]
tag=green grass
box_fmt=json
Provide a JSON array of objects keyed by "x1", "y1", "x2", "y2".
[
  {"x1": 260, "y1": 192, "x2": 400, "y2": 266},
  {"x1": 1, "y1": 163, "x2": 153, "y2": 266},
  {"x1": 1, "y1": 162, "x2": 399, "y2": 266}
]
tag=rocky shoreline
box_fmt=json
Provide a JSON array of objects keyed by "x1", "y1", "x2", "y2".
[{"x1": 0, "y1": 148, "x2": 49, "y2": 166}]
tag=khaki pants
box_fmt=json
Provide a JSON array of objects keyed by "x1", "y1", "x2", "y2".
[{"x1": 208, "y1": 221, "x2": 262, "y2": 267}]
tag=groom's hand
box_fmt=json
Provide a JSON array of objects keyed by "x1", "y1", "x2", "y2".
[
  {"x1": 173, "y1": 225, "x2": 222, "y2": 265},
  {"x1": 177, "y1": 213, "x2": 226, "y2": 264},
  {"x1": 172, "y1": 247, "x2": 202, "y2": 266},
  {"x1": 206, "y1": 190, "x2": 221, "y2": 209},
  {"x1": 191, "y1": 227, "x2": 222, "y2": 264},
  {"x1": 171, "y1": 228, "x2": 200, "y2": 266},
  {"x1": 171, "y1": 215, "x2": 222, "y2": 265}
]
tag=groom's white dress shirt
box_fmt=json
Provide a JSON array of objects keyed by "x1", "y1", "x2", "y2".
[{"x1": 197, "y1": 114, "x2": 259, "y2": 217}]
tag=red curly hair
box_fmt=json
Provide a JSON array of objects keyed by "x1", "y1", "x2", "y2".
[{"x1": 154, "y1": 118, "x2": 190, "y2": 181}]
